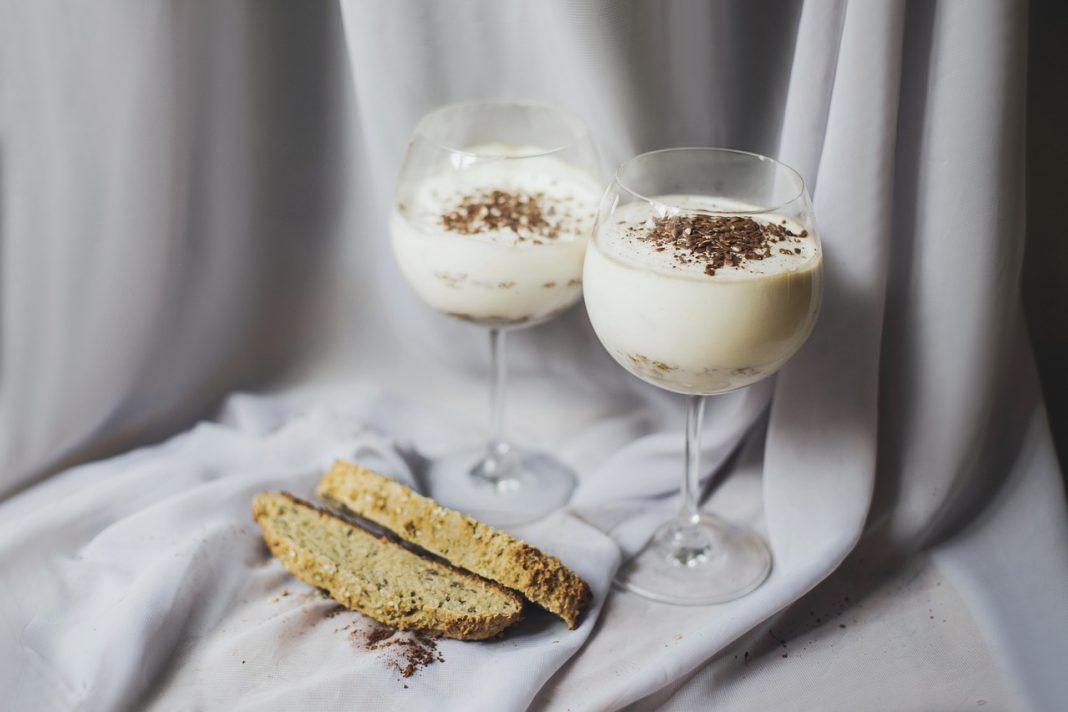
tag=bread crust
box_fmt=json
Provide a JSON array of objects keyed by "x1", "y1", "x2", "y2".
[
  {"x1": 252, "y1": 491, "x2": 523, "y2": 640},
  {"x1": 316, "y1": 461, "x2": 592, "y2": 629}
]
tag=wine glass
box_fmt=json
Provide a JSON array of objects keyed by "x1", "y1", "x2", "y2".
[
  {"x1": 583, "y1": 147, "x2": 822, "y2": 604},
  {"x1": 391, "y1": 100, "x2": 601, "y2": 526}
]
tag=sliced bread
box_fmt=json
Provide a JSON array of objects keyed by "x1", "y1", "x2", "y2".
[
  {"x1": 315, "y1": 461, "x2": 592, "y2": 629},
  {"x1": 252, "y1": 491, "x2": 523, "y2": 640}
]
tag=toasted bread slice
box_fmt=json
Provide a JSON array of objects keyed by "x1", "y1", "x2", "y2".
[
  {"x1": 315, "y1": 461, "x2": 591, "y2": 629},
  {"x1": 252, "y1": 491, "x2": 522, "y2": 640}
]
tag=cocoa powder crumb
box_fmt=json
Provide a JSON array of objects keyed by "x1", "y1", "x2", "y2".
[
  {"x1": 355, "y1": 624, "x2": 444, "y2": 681},
  {"x1": 365, "y1": 626, "x2": 395, "y2": 647}
]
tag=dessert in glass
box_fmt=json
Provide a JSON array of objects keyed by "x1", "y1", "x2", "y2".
[
  {"x1": 391, "y1": 100, "x2": 601, "y2": 525},
  {"x1": 583, "y1": 148, "x2": 822, "y2": 604}
]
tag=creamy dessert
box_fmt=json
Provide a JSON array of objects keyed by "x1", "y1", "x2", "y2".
[
  {"x1": 391, "y1": 145, "x2": 601, "y2": 326},
  {"x1": 583, "y1": 195, "x2": 822, "y2": 394}
]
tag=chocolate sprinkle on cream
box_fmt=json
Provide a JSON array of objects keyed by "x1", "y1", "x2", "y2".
[
  {"x1": 638, "y1": 214, "x2": 803, "y2": 276},
  {"x1": 441, "y1": 190, "x2": 560, "y2": 240}
]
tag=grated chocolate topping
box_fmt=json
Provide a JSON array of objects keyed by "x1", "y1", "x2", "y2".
[
  {"x1": 441, "y1": 190, "x2": 560, "y2": 240},
  {"x1": 637, "y1": 213, "x2": 808, "y2": 276}
]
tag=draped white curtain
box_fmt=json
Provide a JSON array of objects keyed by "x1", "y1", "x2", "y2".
[
  {"x1": 1, "y1": 1, "x2": 1064, "y2": 710},
  {"x1": 0, "y1": 2, "x2": 343, "y2": 497}
]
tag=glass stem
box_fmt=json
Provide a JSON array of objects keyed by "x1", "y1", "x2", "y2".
[
  {"x1": 488, "y1": 327, "x2": 509, "y2": 457},
  {"x1": 658, "y1": 395, "x2": 713, "y2": 566},
  {"x1": 679, "y1": 394, "x2": 706, "y2": 528},
  {"x1": 470, "y1": 327, "x2": 514, "y2": 486},
  {"x1": 657, "y1": 392, "x2": 709, "y2": 563}
]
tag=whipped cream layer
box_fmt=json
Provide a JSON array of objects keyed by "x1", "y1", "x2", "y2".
[
  {"x1": 391, "y1": 145, "x2": 600, "y2": 326},
  {"x1": 583, "y1": 195, "x2": 822, "y2": 394}
]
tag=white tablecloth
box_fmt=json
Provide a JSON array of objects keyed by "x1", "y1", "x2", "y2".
[{"x1": 2, "y1": 376, "x2": 1065, "y2": 711}]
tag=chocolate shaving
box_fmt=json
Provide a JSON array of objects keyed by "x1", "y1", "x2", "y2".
[
  {"x1": 638, "y1": 213, "x2": 803, "y2": 276},
  {"x1": 441, "y1": 190, "x2": 559, "y2": 239}
]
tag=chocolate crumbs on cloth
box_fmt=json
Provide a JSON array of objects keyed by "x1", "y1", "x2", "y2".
[
  {"x1": 356, "y1": 624, "x2": 445, "y2": 679},
  {"x1": 639, "y1": 213, "x2": 807, "y2": 275}
]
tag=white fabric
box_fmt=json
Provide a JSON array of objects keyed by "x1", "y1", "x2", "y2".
[
  {"x1": 0, "y1": 1, "x2": 343, "y2": 495},
  {"x1": 647, "y1": 554, "x2": 1016, "y2": 711},
  {"x1": 3, "y1": 396, "x2": 619, "y2": 711},
  {"x1": 2, "y1": 1, "x2": 1066, "y2": 711}
]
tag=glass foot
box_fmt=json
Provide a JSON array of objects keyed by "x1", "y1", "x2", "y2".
[
  {"x1": 423, "y1": 444, "x2": 577, "y2": 527},
  {"x1": 615, "y1": 513, "x2": 771, "y2": 605}
]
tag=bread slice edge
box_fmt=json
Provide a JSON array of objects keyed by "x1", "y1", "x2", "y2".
[
  {"x1": 315, "y1": 461, "x2": 591, "y2": 629},
  {"x1": 252, "y1": 491, "x2": 523, "y2": 640}
]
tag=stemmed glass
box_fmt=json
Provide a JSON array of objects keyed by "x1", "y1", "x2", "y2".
[
  {"x1": 583, "y1": 148, "x2": 822, "y2": 604},
  {"x1": 391, "y1": 100, "x2": 601, "y2": 526}
]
